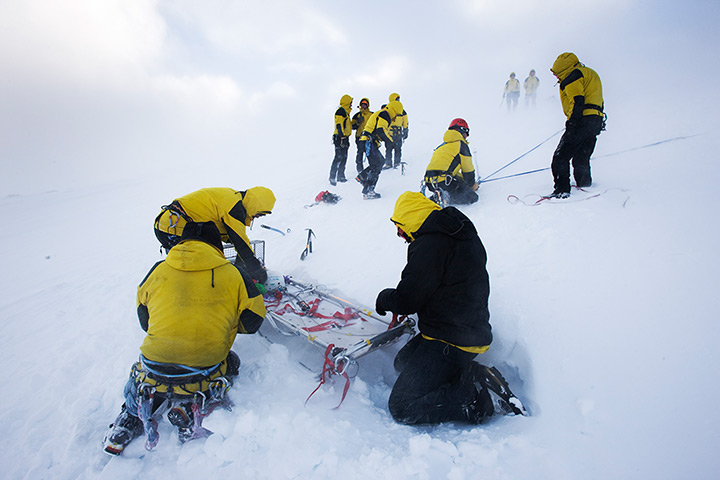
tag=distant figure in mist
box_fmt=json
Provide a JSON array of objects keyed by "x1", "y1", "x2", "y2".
[
  {"x1": 523, "y1": 69, "x2": 540, "y2": 108},
  {"x1": 549, "y1": 52, "x2": 606, "y2": 198},
  {"x1": 503, "y1": 72, "x2": 520, "y2": 111}
]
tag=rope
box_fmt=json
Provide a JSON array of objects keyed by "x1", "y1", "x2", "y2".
[
  {"x1": 480, "y1": 129, "x2": 563, "y2": 182},
  {"x1": 481, "y1": 132, "x2": 701, "y2": 184}
]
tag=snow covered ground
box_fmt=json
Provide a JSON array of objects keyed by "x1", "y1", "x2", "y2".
[{"x1": 2, "y1": 1, "x2": 720, "y2": 479}]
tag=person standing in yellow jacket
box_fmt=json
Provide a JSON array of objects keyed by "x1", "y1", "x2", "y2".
[
  {"x1": 103, "y1": 222, "x2": 266, "y2": 455},
  {"x1": 356, "y1": 100, "x2": 403, "y2": 199},
  {"x1": 549, "y1": 52, "x2": 605, "y2": 198},
  {"x1": 153, "y1": 186, "x2": 276, "y2": 284},
  {"x1": 503, "y1": 73, "x2": 521, "y2": 111},
  {"x1": 329, "y1": 94, "x2": 353, "y2": 185},
  {"x1": 424, "y1": 118, "x2": 479, "y2": 205},
  {"x1": 384, "y1": 92, "x2": 409, "y2": 169},
  {"x1": 351, "y1": 98, "x2": 373, "y2": 172},
  {"x1": 523, "y1": 69, "x2": 540, "y2": 108}
]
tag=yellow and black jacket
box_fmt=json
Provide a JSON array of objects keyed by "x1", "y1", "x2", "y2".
[
  {"x1": 424, "y1": 129, "x2": 476, "y2": 186},
  {"x1": 551, "y1": 52, "x2": 604, "y2": 122},
  {"x1": 376, "y1": 192, "x2": 492, "y2": 350},
  {"x1": 524, "y1": 74, "x2": 540, "y2": 94},
  {"x1": 137, "y1": 239, "x2": 266, "y2": 368},
  {"x1": 360, "y1": 100, "x2": 403, "y2": 147},
  {"x1": 504, "y1": 77, "x2": 520, "y2": 94},
  {"x1": 333, "y1": 94, "x2": 353, "y2": 137},
  {"x1": 351, "y1": 98, "x2": 373, "y2": 139},
  {"x1": 388, "y1": 93, "x2": 408, "y2": 139},
  {"x1": 154, "y1": 187, "x2": 276, "y2": 282}
]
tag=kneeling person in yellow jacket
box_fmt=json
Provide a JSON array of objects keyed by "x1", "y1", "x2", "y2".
[
  {"x1": 103, "y1": 222, "x2": 267, "y2": 455},
  {"x1": 424, "y1": 118, "x2": 479, "y2": 205}
]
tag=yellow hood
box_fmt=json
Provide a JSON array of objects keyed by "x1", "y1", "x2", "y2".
[
  {"x1": 551, "y1": 52, "x2": 580, "y2": 80},
  {"x1": 340, "y1": 94, "x2": 353, "y2": 109},
  {"x1": 390, "y1": 191, "x2": 441, "y2": 242},
  {"x1": 386, "y1": 100, "x2": 404, "y2": 119},
  {"x1": 242, "y1": 187, "x2": 276, "y2": 226}
]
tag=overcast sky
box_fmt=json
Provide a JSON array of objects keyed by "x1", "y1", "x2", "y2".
[{"x1": 1, "y1": 0, "x2": 718, "y2": 194}]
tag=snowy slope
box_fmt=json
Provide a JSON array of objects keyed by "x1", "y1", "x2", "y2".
[
  {"x1": 2, "y1": 2, "x2": 720, "y2": 479},
  {"x1": 1, "y1": 109, "x2": 719, "y2": 479}
]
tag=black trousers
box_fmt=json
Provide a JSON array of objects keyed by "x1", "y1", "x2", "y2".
[
  {"x1": 355, "y1": 138, "x2": 366, "y2": 172},
  {"x1": 330, "y1": 137, "x2": 350, "y2": 182},
  {"x1": 551, "y1": 115, "x2": 604, "y2": 193},
  {"x1": 427, "y1": 176, "x2": 478, "y2": 205},
  {"x1": 385, "y1": 132, "x2": 403, "y2": 167},
  {"x1": 389, "y1": 334, "x2": 492, "y2": 425},
  {"x1": 357, "y1": 142, "x2": 385, "y2": 193}
]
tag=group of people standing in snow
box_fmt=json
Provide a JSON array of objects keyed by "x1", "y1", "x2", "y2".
[
  {"x1": 103, "y1": 51, "x2": 604, "y2": 455},
  {"x1": 502, "y1": 69, "x2": 540, "y2": 111},
  {"x1": 329, "y1": 93, "x2": 409, "y2": 199}
]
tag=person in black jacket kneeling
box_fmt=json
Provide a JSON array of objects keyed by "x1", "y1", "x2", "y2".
[{"x1": 375, "y1": 191, "x2": 526, "y2": 425}]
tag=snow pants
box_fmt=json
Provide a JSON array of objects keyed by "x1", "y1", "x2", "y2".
[
  {"x1": 389, "y1": 334, "x2": 493, "y2": 425},
  {"x1": 357, "y1": 141, "x2": 385, "y2": 194},
  {"x1": 385, "y1": 129, "x2": 403, "y2": 168},
  {"x1": 427, "y1": 176, "x2": 478, "y2": 205},
  {"x1": 551, "y1": 115, "x2": 604, "y2": 194},
  {"x1": 355, "y1": 138, "x2": 366, "y2": 172},
  {"x1": 329, "y1": 136, "x2": 350, "y2": 183}
]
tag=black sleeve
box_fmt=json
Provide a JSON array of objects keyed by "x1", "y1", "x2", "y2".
[
  {"x1": 570, "y1": 95, "x2": 585, "y2": 122},
  {"x1": 377, "y1": 236, "x2": 446, "y2": 315},
  {"x1": 225, "y1": 223, "x2": 267, "y2": 283},
  {"x1": 137, "y1": 304, "x2": 149, "y2": 332},
  {"x1": 239, "y1": 309, "x2": 264, "y2": 334}
]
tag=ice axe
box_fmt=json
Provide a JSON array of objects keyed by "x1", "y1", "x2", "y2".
[
  {"x1": 261, "y1": 224, "x2": 291, "y2": 236},
  {"x1": 300, "y1": 228, "x2": 315, "y2": 261}
]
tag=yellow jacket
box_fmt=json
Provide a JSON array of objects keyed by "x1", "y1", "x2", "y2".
[
  {"x1": 524, "y1": 74, "x2": 540, "y2": 94},
  {"x1": 388, "y1": 93, "x2": 408, "y2": 131},
  {"x1": 551, "y1": 52, "x2": 604, "y2": 120},
  {"x1": 154, "y1": 187, "x2": 275, "y2": 281},
  {"x1": 351, "y1": 98, "x2": 373, "y2": 139},
  {"x1": 424, "y1": 129, "x2": 476, "y2": 186},
  {"x1": 360, "y1": 101, "x2": 403, "y2": 146},
  {"x1": 504, "y1": 77, "x2": 520, "y2": 94},
  {"x1": 137, "y1": 239, "x2": 266, "y2": 367},
  {"x1": 333, "y1": 94, "x2": 353, "y2": 137}
]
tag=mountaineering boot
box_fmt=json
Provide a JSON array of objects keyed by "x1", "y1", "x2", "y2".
[
  {"x1": 363, "y1": 190, "x2": 381, "y2": 200},
  {"x1": 167, "y1": 402, "x2": 195, "y2": 444},
  {"x1": 471, "y1": 363, "x2": 527, "y2": 416},
  {"x1": 337, "y1": 176, "x2": 347, "y2": 183},
  {"x1": 329, "y1": 177, "x2": 337, "y2": 186},
  {"x1": 103, "y1": 404, "x2": 144, "y2": 455},
  {"x1": 550, "y1": 190, "x2": 570, "y2": 199},
  {"x1": 464, "y1": 382, "x2": 495, "y2": 424}
]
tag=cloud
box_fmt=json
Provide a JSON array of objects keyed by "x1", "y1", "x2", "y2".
[
  {"x1": 149, "y1": 74, "x2": 243, "y2": 113},
  {"x1": 0, "y1": 0, "x2": 165, "y2": 87},
  {"x1": 160, "y1": 0, "x2": 346, "y2": 57}
]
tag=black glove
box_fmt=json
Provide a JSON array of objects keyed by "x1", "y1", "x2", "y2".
[
  {"x1": 375, "y1": 288, "x2": 394, "y2": 316},
  {"x1": 403, "y1": 128, "x2": 409, "y2": 140}
]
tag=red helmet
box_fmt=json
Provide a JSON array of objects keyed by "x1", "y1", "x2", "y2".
[{"x1": 449, "y1": 118, "x2": 469, "y2": 136}]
